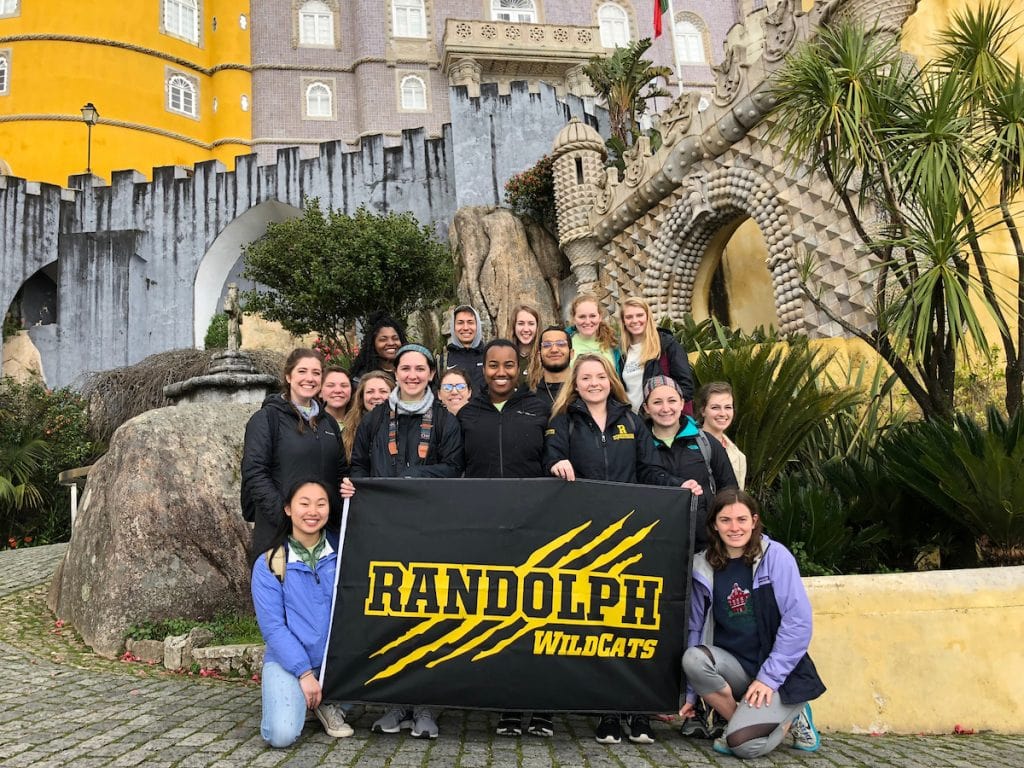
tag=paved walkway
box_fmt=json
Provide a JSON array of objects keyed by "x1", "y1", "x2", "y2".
[{"x1": 1, "y1": 545, "x2": 1022, "y2": 768}]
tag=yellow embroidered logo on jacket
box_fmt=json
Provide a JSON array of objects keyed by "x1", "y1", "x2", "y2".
[
  {"x1": 362, "y1": 513, "x2": 662, "y2": 682},
  {"x1": 612, "y1": 424, "x2": 634, "y2": 440}
]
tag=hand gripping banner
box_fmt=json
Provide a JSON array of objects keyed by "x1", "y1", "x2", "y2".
[{"x1": 321, "y1": 478, "x2": 694, "y2": 712}]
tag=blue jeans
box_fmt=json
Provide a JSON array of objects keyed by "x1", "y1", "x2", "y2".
[{"x1": 260, "y1": 661, "x2": 308, "y2": 748}]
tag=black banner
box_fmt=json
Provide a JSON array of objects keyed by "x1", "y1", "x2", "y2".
[{"x1": 322, "y1": 478, "x2": 693, "y2": 712}]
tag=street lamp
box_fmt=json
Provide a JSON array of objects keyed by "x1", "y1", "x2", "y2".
[{"x1": 80, "y1": 102, "x2": 99, "y2": 174}]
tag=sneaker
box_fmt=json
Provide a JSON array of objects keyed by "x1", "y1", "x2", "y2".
[
  {"x1": 680, "y1": 715, "x2": 709, "y2": 739},
  {"x1": 790, "y1": 704, "x2": 820, "y2": 752},
  {"x1": 707, "y1": 711, "x2": 727, "y2": 739},
  {"x1": 712, "y1": 736, "x2": 733, "y2": 755},
  {"x1": 410, "y1": 707, "x2": 439, "y2": 739},
  {"x1": 626, "y1": 714, "x2": 655, "y2": 744},
  {"x1": 496, "y1": 713, "x2": 522, "y2": 737},
  {"x1": 315, "y1": 703, "x2": 354, "y2": 738},
  {"x1": 527, "y1": 713, "x2": 554, "y2": 738},
  {"x1": 594, "y1": 714, "x2": 622, "y2": 744},
  {"x1": 372, "y1": 706, "x2": 412, "y2": 734}
]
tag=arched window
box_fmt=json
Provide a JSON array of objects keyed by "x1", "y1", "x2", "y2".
[
  {"x1": 0, "y1": 56, "x2": 8, "y2": 95},
  {"x1": 400, "y1": 75, "x2": 427, "y2": 110},
  {"x1": 598, "y1": 3, "x2": 630, "y2": 48},
  {"x1": 167, "y1": 74, "x2": 197, "y2": 117},
  {"x1": 306, "y1": 82, "x2": 332, "y2": 117},
  {"x1": 393, "y1": 0, "x2": 426, "y2": 38},
  {"x1": 164, "y1": 0, "x2": 199, "y2": 44},
  {"x1": 675, "y1": 21, "x2": 705, "y2": 64},
  {"x1": 299, "y1": 0, "x2": 333, "y2": 46},
  {"x1": 491, "y1": 0, "x2": 536, "y2": 23}
]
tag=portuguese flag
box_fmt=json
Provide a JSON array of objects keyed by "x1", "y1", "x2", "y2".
[{"x1": 653, "y1": 0, "x2": 668, "y2": 38}]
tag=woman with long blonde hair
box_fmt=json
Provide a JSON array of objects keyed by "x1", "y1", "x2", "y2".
[
  {"x1": 340, "y1": 370, "x2": 394, "y2": 466},
  {"x1": 617, "y1": 296, "x2": 693, "y2": 414},
  {"x1": 567, "y1": 294, "x2": 620, "y2": 370},
  {"x1": 508, "y1": 304, "x2": 542, "y2": 389}
]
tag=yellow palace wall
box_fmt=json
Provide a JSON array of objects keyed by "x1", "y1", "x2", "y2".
[{"x1": 0, "y1": 0, "x2": 251, "y2": 186}]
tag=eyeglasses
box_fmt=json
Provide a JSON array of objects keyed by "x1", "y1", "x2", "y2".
[
  {"x1": 441, "y1": 382, "x2": 468, "y2": 392},
  {"x1": 540, "y1": 340, "x2": 570, "y2": 349}
]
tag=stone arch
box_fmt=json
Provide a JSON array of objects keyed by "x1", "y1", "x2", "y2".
[
  {"x1": 642, "y1": 165, "x2": 805, "y2": 334},
  {"x1": 193, "y1": 200, "x2": 302, "y2": 348}
]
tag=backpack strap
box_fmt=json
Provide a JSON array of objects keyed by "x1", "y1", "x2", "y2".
[{"x1": 695, "y1": 430, "x2": 717, "y2": 496}]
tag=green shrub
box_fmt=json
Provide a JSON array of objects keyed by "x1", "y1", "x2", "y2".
[
  {"x1": 504, "y1": 154, "x2": 556, "y2": 232},
  {"x1": 204, "y1": 312, "x2": 229, "y2": 349},
  {"x1": 0, "y1": 378, "x2": 102, "y2": 548}
]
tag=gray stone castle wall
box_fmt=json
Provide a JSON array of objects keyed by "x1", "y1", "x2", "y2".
[{"x1": 0, "y1": 84, "x2": 599, "y2": 388}]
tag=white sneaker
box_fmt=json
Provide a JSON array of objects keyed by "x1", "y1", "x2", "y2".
[
  {"x1": 315, "y1": 703, "x2": 354, "y2": 738},
  {"x1": 411, "y1": 707, "x2": 439, "y2": 739},
  {"x1": 372, "y1": 706, "x2": 413, "y2": 734}
]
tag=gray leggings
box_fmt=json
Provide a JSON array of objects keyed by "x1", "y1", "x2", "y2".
[{"x1": 682, "y1": 645, "x2": 804, "y2": 759}]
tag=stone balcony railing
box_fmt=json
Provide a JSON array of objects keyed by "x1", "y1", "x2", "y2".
[{"x1": 442, "y1": 19, "x2": 605, "y2": 93}]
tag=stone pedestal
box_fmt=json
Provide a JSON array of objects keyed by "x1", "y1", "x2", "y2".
[{"x1": 162, "y1": 350, "x2": 278, "y2": 404}]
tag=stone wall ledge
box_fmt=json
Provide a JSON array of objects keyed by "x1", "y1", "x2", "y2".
[{"x1": 805, "y1": 565, "x2": 1024, "y2": 734}]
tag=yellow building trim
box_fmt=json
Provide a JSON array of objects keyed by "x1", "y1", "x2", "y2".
[
  {"x1": 0, "y1": 33, "x2": 247, "y2": 76},
  {"x1": 0, "y1": 114, "x2": 250, "y2": 152}
]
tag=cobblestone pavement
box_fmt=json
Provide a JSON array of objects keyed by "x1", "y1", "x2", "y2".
[{"x1": 2, "y1": 545, "x2": 1022, "y2": 767}]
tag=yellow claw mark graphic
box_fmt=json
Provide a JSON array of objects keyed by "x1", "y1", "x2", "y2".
[
  {"x1": 369, "y1": 615, "x2": 446, "y2": 659},
  {"x1": 364, "y1": 513, "x2": 657, "y2": 683}
]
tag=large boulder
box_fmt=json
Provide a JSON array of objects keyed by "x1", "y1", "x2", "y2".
[
  {"x1": 48, "y1": 403, "x2": 258, "y2": 657},
  {"x1": 449, "y1": 206, "x2": 571, "y2": 335}
]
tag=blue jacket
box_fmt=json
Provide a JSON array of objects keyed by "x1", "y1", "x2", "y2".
[
  {"x1": 252, "y1": 533, "x2": 338, "y2": 678},
  {"x1": 687, "y1": 535, "x2": 826, "y2": 706}
]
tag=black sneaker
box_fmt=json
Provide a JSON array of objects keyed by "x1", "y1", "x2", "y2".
[
  {"x1": 627, "y1": 714, "x2": 655, "y2": 744},
  {"x1": 707, "y1": 711, "x2": 727, "y2": 739},
  {"x1": 526, "y1": 713, "x2": 554, "y2": 737},
  {"x1": 495, "y1": 713, "x2": 522, "y2": 737},
  {"x1": 679, "y1": 715, "x2": 709, "y2": 738},
  {"x1": 594, "y1": 714, "x2": 622, "y2": 744}
]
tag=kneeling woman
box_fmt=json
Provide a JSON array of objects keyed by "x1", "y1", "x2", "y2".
[
  {"x1": 252, "y1": 480, "x2": 351, "y2": 748},
  {"x1": 681, "y1": 489, "x2": 824, "y2": 758}
]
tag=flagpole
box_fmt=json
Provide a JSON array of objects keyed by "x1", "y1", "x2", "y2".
[
  {"x1": 318, "y1": 496, "x2": 350, "y2": 688},
  {"x1": 666, "y1": 0, "x2": 684, "y2": 97}
]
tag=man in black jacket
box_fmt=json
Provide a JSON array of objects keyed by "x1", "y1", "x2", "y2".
[
  {"x1": 440, "y1": 304, "x2": 486, "y2": 391},
  {"x1": 456, "y1": 339, "x2": 553, "y2": 737},
  {"x1": 533, "y1": 326, "x2": 573, "y2": 406}
]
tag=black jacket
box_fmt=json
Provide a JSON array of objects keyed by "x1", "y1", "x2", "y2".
[
  {"x1": 618, "y1": 328, "x2": 694, "y2": 401},
  {"x1": 653, "y1": 416, "x2": 738, "y2": 548},
  {"x1": 458, "y1": 389, "x2": 551, "y2": 478},
  {"x1": 349, "y1": 399, "x2": 464, "y2": 478},
  {"x1": 440, "y1": 343, "x2": 485, "y2": 392},
  {"x1": 241, "y1": 394, "x2": 342, "y2": 561},
  {"x1": 543, "y1": 398, "x2": 679, "y2": 486}
]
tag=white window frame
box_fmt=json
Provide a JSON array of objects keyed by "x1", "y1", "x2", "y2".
[
  {"x1": 0, "y1": 0, "x2": 19, "y2": 19},
  {"x1": 299, "y1": 0, "x2": 334, "y2": 46},
  {"x1": 163, "y1": 0, "x2": 200, "y2": 44},
  {"x1": 393, "y1": 0, "x2": 426, "y2": 38},
  {"x1": 305, "y1": 81, "x2": 333, "y2": 119},
  {"x1": 0, "y1": 53, "x2": 8, "y2": 95},
  {"x1": 598, "y1": 3, "x2": 630, "y2": 49},
  {"x1": 491, "y1": 0, "x2": 536, "y2": 23},
  {"x1": 167, "y1": 73, "x2": 198, "y2": 118},
  {"x1": 675, "y1": 21, "x2": 705, "y2": 65},
  {"x1": 399, "y1": 74, "x2": 427, "y2": 111}
]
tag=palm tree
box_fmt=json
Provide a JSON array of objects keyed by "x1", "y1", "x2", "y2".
[
  {"x1": 767, "y1": 13, "x2": 1018, "y2": 420},
  {"x1": 583, "y1": 38, "x2": 672, "y2": 152}
]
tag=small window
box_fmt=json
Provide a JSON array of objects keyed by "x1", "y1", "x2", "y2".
[
  {"x1": 164, "y1": 0, "x2": 200, "y2": 44},
  {"x1": 299, "y1": 0, "x2": 334, "y2": 46},
  {"x1": 0, "y1": 0, "x2": 19, "y2": 18},
  {"x1": 0, "y1": 55, "x2": 8, "y2": 95},
  {"x1": 393, "y1": 0, "x2": 426, "y2": 38},
  {"x1": 168, "y1": 74, "x2": 197, "y2": 117},
  {"x1": 305, "y1": 82, "x2": 332, "y2": 118},
  {"x1": 675, "y1": 21, "x2": 705, "y2": 64},
  {"x1": 491, "y1": 0, "x2": 536, "y2": 23},
  {"x1": 400, "y1": 75, "x2": 427, "y2": 111},
  {"x1": 598, "y1": 3, "x2": 630, "y2": 48}
]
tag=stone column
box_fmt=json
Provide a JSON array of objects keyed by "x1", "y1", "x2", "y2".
[{"x1": 448, "y1": 57, "x2": 482, "y2": 98}]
